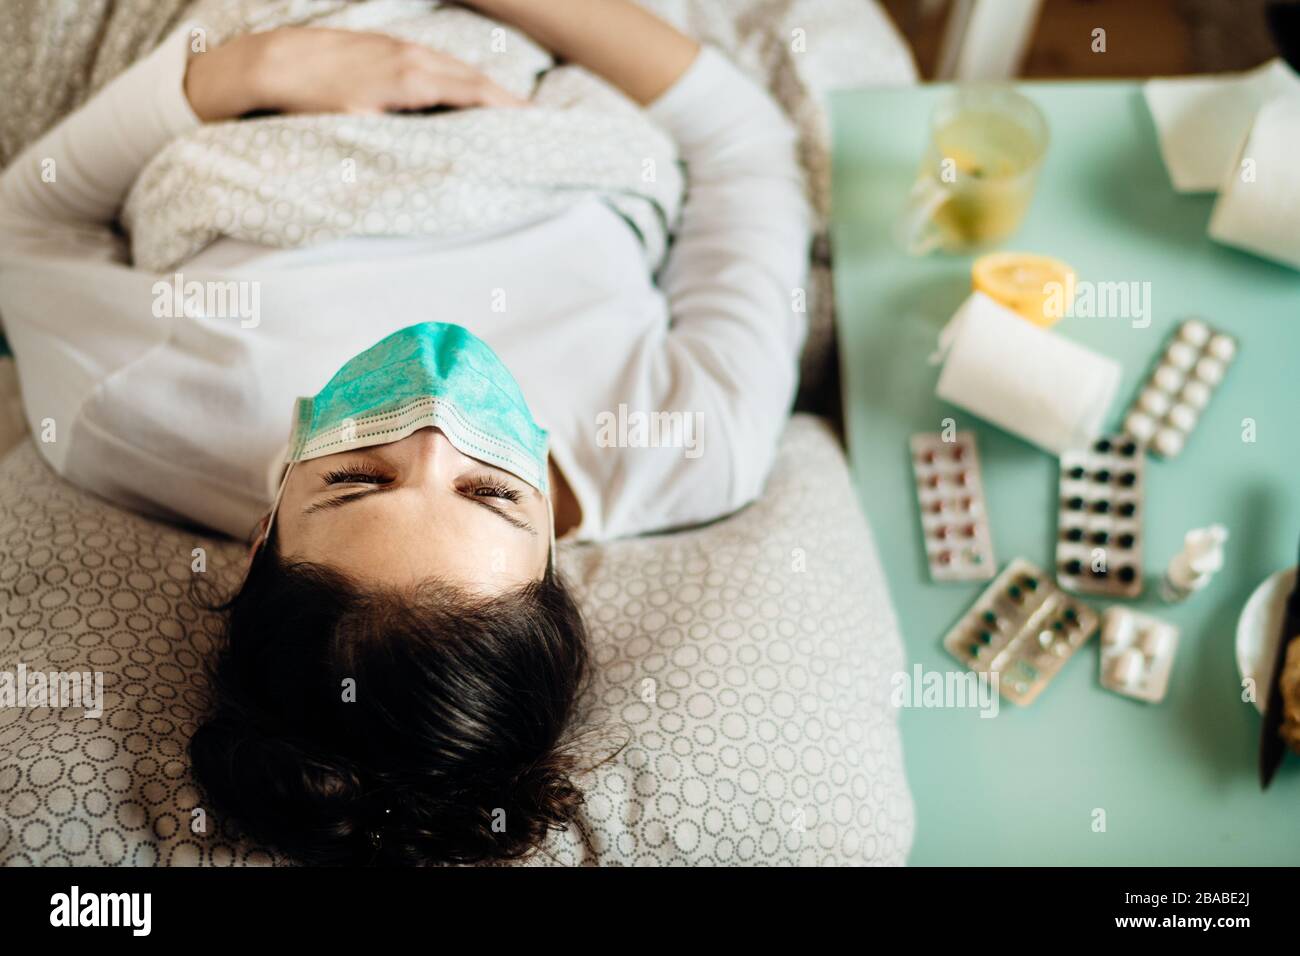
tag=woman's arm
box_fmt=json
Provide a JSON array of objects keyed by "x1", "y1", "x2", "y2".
[
  {"x1": 474, "y1": 1, "x2": 814, "y2": 535},
  {"x1": 632, "y1": 48, "x2": 813, "y2": 523},
  {"x1": 466, "y1": 0, "x2": 699, "y2": 104},
  {"x1": 0, "y1": 26, "x2": 200, "y2": 250}
]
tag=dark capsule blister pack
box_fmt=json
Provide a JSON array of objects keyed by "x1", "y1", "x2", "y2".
[
  {"x1": 1056, "y1": 435, "x2": 1144, "y2": 599},
  {"x1": 910, "y1": 432, "x2": 995, "y2": 582},
  {"x1": 943, "y1": 558, "x2": 1099, "y2": 706}
]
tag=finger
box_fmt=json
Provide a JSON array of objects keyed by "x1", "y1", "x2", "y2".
[
  {"x1": 434, "y1": 66, "x2": 527, "y2": 109},
  {"x1": 398, "y1": 67, "x2": 525, "y2": 111},
  {"x1": 471, "y1": 78, "x2": 528, "y2": 109},
  {"x1": 425, "y1": 53, "x2": 528, "y2": 108}
]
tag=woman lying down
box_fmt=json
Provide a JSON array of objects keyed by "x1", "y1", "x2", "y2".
[{"x1": 0, "y1": 0, "x2": 810, "y2": 864}]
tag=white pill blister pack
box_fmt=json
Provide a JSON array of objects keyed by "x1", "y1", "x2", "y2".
[
  {"x1": 1099, "y1": 607, "x2": 1179, "y2": 703},
  {"x1": 1122, "y1": 318, "x2": 1237, "y2": 459}
]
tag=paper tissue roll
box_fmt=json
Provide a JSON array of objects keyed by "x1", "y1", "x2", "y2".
[
  {"x1": 935, "y1": 293, "x2": 1122, "y2": 455},
  {"x1": 1208, "y1": 97, "x2": 1300, "y2": 271},
  {"x1": 1143, "y1": 60, "x2": 1300, "y2": 193}
]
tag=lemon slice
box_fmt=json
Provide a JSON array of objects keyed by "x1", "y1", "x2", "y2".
[{"x1": 972, "y1": 252, "x2": 1076, "y2": 327}]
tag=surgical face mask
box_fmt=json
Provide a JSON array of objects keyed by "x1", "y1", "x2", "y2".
[{"x1": 260, "y1": 322, "x2": 553, "y2": 560}]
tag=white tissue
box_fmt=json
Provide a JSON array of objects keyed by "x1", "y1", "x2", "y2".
[
  {"x1": 935, "y1": 293, "x2": 1122, "y2": 456},
  {"x1": 1207, "y1": 96, "x2": 1300, "y2": 271},
  {"x1": 1144, "y1": 59, "x2": 1300, "y2": 193}
]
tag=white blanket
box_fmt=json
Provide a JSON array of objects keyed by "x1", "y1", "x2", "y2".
[{"x1": 123, "y1": 0, "x2": 683, "y2": 271}]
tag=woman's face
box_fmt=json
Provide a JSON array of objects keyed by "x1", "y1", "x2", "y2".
[{"x1": 275, "y1": 427, "x2": 551, "y2": 594}]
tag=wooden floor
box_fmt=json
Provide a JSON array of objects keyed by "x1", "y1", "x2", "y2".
[{"x1": 880, "y1": 0, "x2": 1280, "y2": 79}]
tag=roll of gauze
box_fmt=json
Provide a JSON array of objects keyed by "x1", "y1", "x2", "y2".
[
  {"x1": 1208, "y1": 97, "x2": 1300, "y2": 271},
  {"x1": 935, "y1": 293, "x2": 1122, "y2": 456}
]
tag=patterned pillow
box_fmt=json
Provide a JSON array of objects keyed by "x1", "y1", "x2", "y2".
[{"x1": 0, "y1": 415, "x2": 913, "y2": 865}]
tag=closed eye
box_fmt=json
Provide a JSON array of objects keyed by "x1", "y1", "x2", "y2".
[
  {"x1": 323, "y1": 467, "x2": 392, "y2": 486},
  {"x1": 467, "y1": 475, "x2": 522, "y2": 503},
  {"x1": 301, "y1": 466, "x2": 395, "y2": 514},
  {"x1": 302, "y1": 470, "x2": 536, "y2": 535},
  {"x1": 460, "y1": 473, "x2": 535, "y2": 534}
]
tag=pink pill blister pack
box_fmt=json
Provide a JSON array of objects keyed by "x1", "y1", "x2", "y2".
[{"x1": 910, "y1": 432, "x2": 996, "y2": 582}]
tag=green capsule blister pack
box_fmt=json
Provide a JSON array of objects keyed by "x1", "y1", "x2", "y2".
[{"x1": 943, "y1": 557, "x2": 1100, "y2": 706}]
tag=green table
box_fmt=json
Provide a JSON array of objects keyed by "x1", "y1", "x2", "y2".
[{"x1": 829, "y1": 81, "x2": 1300, "y2": 865}]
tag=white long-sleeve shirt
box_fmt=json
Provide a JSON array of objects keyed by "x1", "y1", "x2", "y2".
[{"x1": 0, "y1": 28, "x2": 810, "y2": 542}]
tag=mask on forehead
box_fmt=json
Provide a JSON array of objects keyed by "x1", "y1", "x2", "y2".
[
  {"x1": 259, "y1": 322, "x2": 553, "y2": 555},
  {"x1": 288, "y1": 321, "x2": 549, "y2": 487}
]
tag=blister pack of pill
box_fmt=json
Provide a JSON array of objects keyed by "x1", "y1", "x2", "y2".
[
  {"x1": 943, "y1": 558, "x2": 1100, "y2": 706},
  {"x1": 1056, "y1": 435, "x2": 1144, "y2": 598},
  {"x1": 1099, "y1": 607, "x2": 1179, "y2": 703},
  {"x1": 1122, "y1": 318, "x2": 1237, "y2": 459},
  {"x1": 910, "y1": 432, "x2": 996, "y2": 582}
]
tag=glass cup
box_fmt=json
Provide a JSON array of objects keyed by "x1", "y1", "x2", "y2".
[{"x1": 897, "y1": 86, "x2": 1049, "y2": 255}]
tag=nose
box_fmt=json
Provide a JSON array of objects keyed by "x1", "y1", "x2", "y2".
[{"x1": 400, "y1": 426, "x2": 464, "y2": 485}]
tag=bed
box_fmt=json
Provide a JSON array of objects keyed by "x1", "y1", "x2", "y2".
[{"x1": 0, "y1": 0, "x2": 917, "y2": 866}]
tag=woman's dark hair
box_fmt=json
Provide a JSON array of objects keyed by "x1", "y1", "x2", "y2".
[{"x1": 189, "y1": 541, "x2": 590, "y2": 866}]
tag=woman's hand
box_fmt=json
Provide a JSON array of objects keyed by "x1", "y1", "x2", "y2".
[{"x1": 184, "y1": 27, "x2": 524, "y2": 122}]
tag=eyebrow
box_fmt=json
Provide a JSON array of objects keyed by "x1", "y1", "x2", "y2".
[
  {"x1": 304, "y1": 485, "x2": 537, "y2": 536},
  {"x1": 468, "y1": 495, "x2": 538, "y2": 536}
]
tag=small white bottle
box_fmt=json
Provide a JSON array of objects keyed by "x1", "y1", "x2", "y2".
[{"x1": 1160, "y1": 524, "x2": 1229, "y2": 603}]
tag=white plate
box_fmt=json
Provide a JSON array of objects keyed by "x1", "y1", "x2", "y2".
[{"x1": 1236, "y1": 566, "x2": 1298, "y2": 714}]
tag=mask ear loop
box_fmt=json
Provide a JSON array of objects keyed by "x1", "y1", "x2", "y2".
[
  {"x1": 544, "y1": 451, "x2": 558, "y2": 574},
  {"x1": 247, "y1": 460, "x2": 295, "y2": 575},
  {"x1": 546, "y1": 491, "x2": 558, "y2": 573}
]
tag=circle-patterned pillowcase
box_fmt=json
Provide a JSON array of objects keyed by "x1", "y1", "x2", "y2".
[
  {"x1": 0, "y1": 415, "x2": 912, "y2": 866},
  {"x1": 525, "y1": 416, "x2": 915, "y2": 865}
]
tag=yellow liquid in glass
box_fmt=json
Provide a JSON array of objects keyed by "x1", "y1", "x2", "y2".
[{"x1": 928, "y1": 110, "x2": 1041, "y2": 247}]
